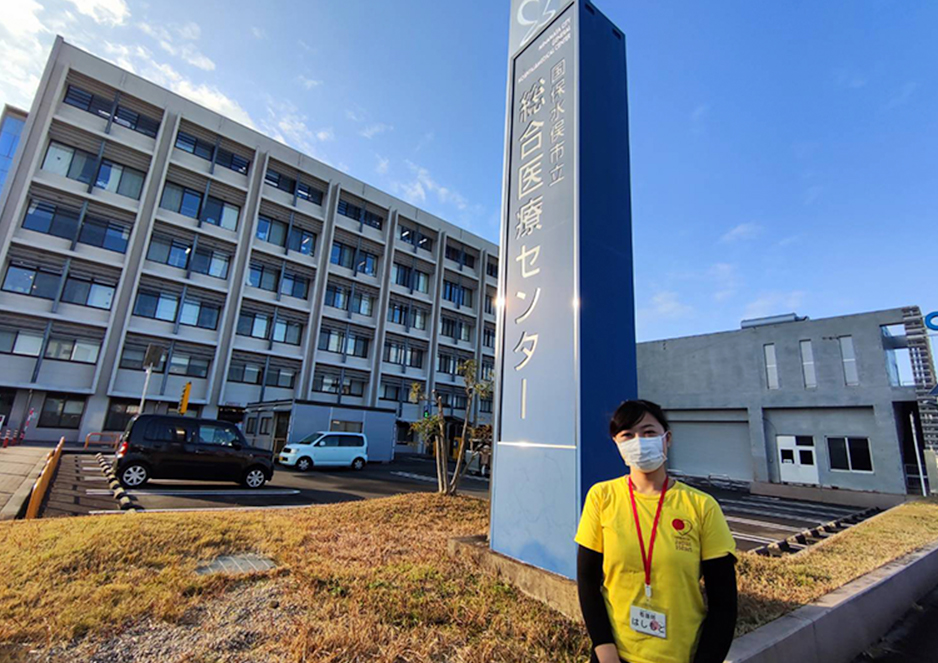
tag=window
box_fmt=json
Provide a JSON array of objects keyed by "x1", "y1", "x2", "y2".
[
  {"x1": 168, "y1": 353, "x2": 210, "y2": 378},
  {"x1": 828, "y1": 437, "x2": 873, "y2": 472},
  {"x1": 160, "y1": 182, "x2": 202, "y2": 219},
  {"x1": 133, "y1": 291, "x2": 179, "y2": 322},
  {"x1": 443, "y1": 281, "x2": 472, "y2": 307},
  {"x1": 839, "y1": 336, "x2": 859, "y2": 386},
  {"x1": 313, "y1": 373, "x2": 342, "y2": 394},
  {"x1": 191, "y1": 247, "x2": 230, "y2": 280},
  {"x1": 228, "y1": 360, "x2": 263, "y2": 384},
  {"x1": 79, "y1": 216, "x2": 131, "y2": 253},
  {"x1": 198, "y1": 423, "x2": 241, "y2": 446},
  {"x1": 482, "y1": 361, "x2": 494, "y2": 381},
  {"x1": 63, "y1": 85, "x2": 160, "y2": 137},
  {"x1": 247, "y1": 263, "x2": 279, "y2": 292},
  {"x1": 179, "y1": 300, "x2": 220, "y2": 330},
  {"x1": 331, "y1": 241, "x2": 377, "y2": 276},
  {"x1": 201, "y1": 197, "x2": 240, "y2": 231},
  {"x1": 487, "y1": 262, "x2": 498, "y2": 278},
  {"x1": 259, "y1": 418, "x2": 271, "y2": 434},
  {"x1": 237, "y1": 311, "x2": 271, "y2": 339},
  {"x1": 437, "y1": 353, "x2": 457, "y2": 375},
  {"x1": 176, "y1": 131, "x2": 252, "y2": 175},
  {"x1": 480, "y1": 398, "x2": 493, "y2": 413},
  {"x1": 799, "y1": 340, "x2": 817, "y2": 389},
  {"x1": 265, "y1": 367, "x2": 296, "y2": 388},
  {"x1": 338, "y1": 199, "x2": 362, "y2": 222},
  {"x1": 0, "y1": 329, "x2": 44, "y2": 357},
  {"x1": 119, "y1": 345, "x2": 166, "y2": 372},
  {"x1": 245, "y1": 417, "x2": 257, "y2": 434},
  {"x1": 264, "y1": 168, "x2": 323, "y2": 205},
  {"x1": 388, "y1": 301, "x2": 407, "y2": 325},
  {"x1": 280, "y1": 273, "x2": 309, "y2": 299},
  {"x1": 42, "y1": 142, "x2": 145, "y2": 200},
  {"x1": 384, "y1": 342, "x2": 424, "y2": 368},
  {"x1": 445, "y1": 245, "x2": 461, "y2": 263},
  {"x1": 288, "y1": 227, "x2": 316, "y2": 255},
  {"x1": 61, "y1": 276, "x2": 115, "y2": 310},
  {"x1": 103, "y1": 400, "x2": 140, "y2": 431},
  {"x1": 412, "y1": 308, "x2": 427, "y2": 330},
  {"x1": 329, "y1": 285, "x2": 372, "y2": 316},
  {"x1": 23, "y1": 200, "x2": 79, "y2": 241},
  {"x1": 764, "y1": 344, "x2": 779, "y2": 390},
  {"x1": 393, "y1": 263, "x2": 430, "y2": 293},
  {"x1": 255, "y1": 216, "x2": 288, "y2": 247},
  {"x1": 38, "y1": 393, "x2": 85, "y2": 429},
  {"x1": 485, "y1": 294, "x2": 495, "y2": 315},
  {"x1": 483, "y1": 327, "x2": 496, "y2": 349},
  {"x1": 318, "y1": 329, "x2": 369, "y2": 358},
  {"x1": 44, "y1": 337, "x2": 100, "y2": 364},
  {"x1": 2, "y1": 264, "x2": 60, "y2": 299},
  {"x1": 147, "y1": 236, "x2": 191, "y2": 269},
  {"x1": 272, "y1": 319, "x2": 303, "y2": 345},
  {"x1": 393, "y1": 263, "x2": 411, "y2": 287}
]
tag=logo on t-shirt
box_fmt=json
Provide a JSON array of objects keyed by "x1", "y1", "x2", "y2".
[{"x1": 671, "y1": 517, "x2": 695, "y2": 553}]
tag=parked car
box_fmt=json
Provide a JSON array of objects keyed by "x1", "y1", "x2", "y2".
[
  {"x1": 278, "y1": 431, "x2": 368, "y2": 471},
  {"x1": 113, "y1": 414, "x2": 274, "y2": 489}
]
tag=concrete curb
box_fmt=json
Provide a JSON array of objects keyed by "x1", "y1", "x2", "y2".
[
  {"x1": 96, "y1": 453, "x2": 142, "y2": 512},
  {"x1": 726, "y1": 538, "x2": 938, "y2": 663},
  {"x1": 0, "y1": 453, "x2": 50, "y2": 521}
]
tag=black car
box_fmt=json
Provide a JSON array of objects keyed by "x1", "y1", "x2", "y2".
[{"x1": 113, "y1": 414, "x2": 274, "y2": 489}]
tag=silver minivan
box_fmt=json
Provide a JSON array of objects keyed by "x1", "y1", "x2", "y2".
[{"x1": 278, "y1": 431, "x2": 368, "y2": 471}]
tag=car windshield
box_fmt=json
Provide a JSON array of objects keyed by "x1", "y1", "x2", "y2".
[{"x1": 300, "y1": 433, "x2": 326, "y2": 444}]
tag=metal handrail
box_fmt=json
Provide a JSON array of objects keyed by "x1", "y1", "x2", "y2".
[{"x1": 25, "y1": 437, "x2": 65, "y2": 519}]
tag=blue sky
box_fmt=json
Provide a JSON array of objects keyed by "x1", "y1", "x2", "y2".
[{"x1": 1, "y1": 0, "x2": 935, "y2": 342}]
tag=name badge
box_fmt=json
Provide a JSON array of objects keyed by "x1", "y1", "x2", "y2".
[{"x1": 630, "y1": 604, "x2": 667, "y2": 639}]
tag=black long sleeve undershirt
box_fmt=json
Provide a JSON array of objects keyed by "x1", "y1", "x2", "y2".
[{"x1": 576, "y1": 545, "x2": 737, "y2": 663}]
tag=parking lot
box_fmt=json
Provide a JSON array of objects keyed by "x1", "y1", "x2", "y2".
[{"x1": 43, "y1": 452, "x2": 868, "y2": 553}]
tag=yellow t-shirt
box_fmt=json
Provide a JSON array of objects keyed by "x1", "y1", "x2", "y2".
[{"x1": 574, "y1": 477, "x2": 736, "y2": 663}]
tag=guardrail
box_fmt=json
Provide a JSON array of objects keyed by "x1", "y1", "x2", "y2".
[
  {"x1": 84, "y1": 432, "x2": 121, "y2": 450},
  {"x1": 25, "y1": 436, "x2": 65, "y2": 520}
]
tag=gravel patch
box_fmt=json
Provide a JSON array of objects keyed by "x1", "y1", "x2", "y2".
[{"x1": 28, "y1": 579, "x2": 300, "y2": 662}]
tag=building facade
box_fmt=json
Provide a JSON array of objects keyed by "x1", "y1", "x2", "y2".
[
  {"x1": 637, "y1": 307, "x2": 937, "y2": 497},
  {"x1": 0, "y1": 38, "x2": 498, "y2": 446}
]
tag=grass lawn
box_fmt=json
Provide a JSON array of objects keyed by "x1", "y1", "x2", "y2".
[{"x1": 1, "y1": 493, "x2": 937, "y2": 662}]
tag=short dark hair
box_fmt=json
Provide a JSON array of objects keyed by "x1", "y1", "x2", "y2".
[{"x1": 609, "y1": 399, "x2": 670, "y2": 438}]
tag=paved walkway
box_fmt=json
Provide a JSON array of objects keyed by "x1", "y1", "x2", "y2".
[{"x1": 0, "y1": 444, "x2": 54, "y2": 520}]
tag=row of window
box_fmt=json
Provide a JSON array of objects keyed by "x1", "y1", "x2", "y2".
[
  {"x1": 384, "y1": 342, "x2": 424, "y2": 368},
  {"x1": 443, "y1": 280, "x2": 473, "y2": 308},
  {"x1": 0, "y1": 328, "x2": 100, "y2": 364},
  {"x1": 133, "y1": 290, "x2": 220, "y2": 330},
  {"x1": 387, "y1": 301, "x2": 428, "y2": 330},
  {"x1": 337, "y1": 199, "x2": 383, "y2": 230},
  {"x1": 175, "y1": 131, "x2": 250, "y2": 175},
  {"x1": 331, "y1": 241, "x2": 377, "y2": 276},
  {"x1": 2, "y1": 264, "x2": 116, "y2": 309},
  {"x1": 256, "y1": 215, "x2": 316, "y2": 255},
  {"x1": 764, "y1": 337, "x2": 858, "y2": 390},
  {"x1": 264, "y1": 168, "x2": 324, "y2": 205},
  {"x1": 63, "y1": 85, "x2": 160, "y2": 138},
  {"x1": 246, "y1": 263, "x2": 310, "y2": 299},
  {"x1": 318, "y1": 328, "x2": 370, "y2": 358},
  {"x1": 227, "y1": 359, "x2": 296, "y2": 388},
  {"x1": 445, "y1": 244, "x2": 476, "y2": 269},
  {"x1": 24, "y1": 200, "x2": 131, "y2": 254},
  {"x1": 43, "y1": 141, "x2": 146, "y2": 200},
  {"x1": 392, "y1": 263, "x2": 430, "y2": 293},
  {"x1": 236, "y1": 311, "x2": 304, "y2": 345},
  {"x1": 398, "y1": 225, "x2": 433, "y2": 252},
  {"x1": 147, "y1": 235, "x2": 230, "y2": 279},
  {"x1": 159, "y1": 182, "x2": 240, "y2": 231},
  {"x1": 440, "y1": 317, "x2": 472, "y2": 342},
  {"x1": 325, "y1": 284, "x2": 374, "y2": 316},
  {"x1": 119, "y1": 345, "x2": 211, "y2": 378},
  {"x1": 313, "y1": 373, "x2": 366, "y2": 397}
]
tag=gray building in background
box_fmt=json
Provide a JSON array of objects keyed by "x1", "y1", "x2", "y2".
[
  {"x1": 0, "y1": 38, "x2": 498, "y2": 448},
  {"x1": 638, "y1": 307, "x2": 937, "y2": 499}
]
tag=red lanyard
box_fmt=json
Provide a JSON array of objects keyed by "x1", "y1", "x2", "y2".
[{"x1": 628, "y1": 475, "x2": 669, "y2": 599}]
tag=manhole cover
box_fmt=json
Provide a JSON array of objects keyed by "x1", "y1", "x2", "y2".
[{"x1": 196, "y1": 554, "x2": 277, "y2": 576}]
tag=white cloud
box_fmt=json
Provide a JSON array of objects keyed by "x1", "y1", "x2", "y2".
[
  {"x1": 743, "y1": 291, "x2": 806, "y2": 320},
  {"x1": 414, "y1": 131, "x2": 434, "y2": 152},
  {"x1": 251, "y1": 26, "x2": 266, "y2": 39},
  {"x1": 708, "y1": 263, "x2": 739, "y2": 302},
  {"x1": 175, "y1": 21, "x2": 200, "y2": 40},
  {"x1": 375, "y1": 154, "x2": 389, "y2": 175},
  {"x1": 297, "y1": 39, "x2": 311, "y2": 52},
  {"x1": 360, "y1": 122, "x2": 392, "y2": 139},
  {"x1": 139, "y1": 21, "x2": 215, "y2": 71},
  {"x1": 315, "y1": 128, "x2": 334, "y2": 141},
  {"x1": 0, "y1": 0, "x2": 55, "y2": 109},
  {"x1": 638, "y1": 291, "x2": 694, "y2": 325},
  {"x1": 298, "y1": 75, "x2": 321, "y2": 90},
  {"x1": 345, "y1": 107, "x2": 365, "y2": 122},
  {"x1": 259, "y1": 98, "x2": 335, "y2": 162},
  {"x1": 63, "y1": 0, "x2": 128, "y2": 26},
  {"x1": 720, "y1": 223, "x2": 761, "y2": 243},
  {"x1": 885, "y1": 82, "x2": 917, "y2": 110},
  {"x1": 174, "y1": 78, "x2": 253, "y2": 126},
  {"x1": 395, "y1": 160, "x2": 468, "y2": 210}
]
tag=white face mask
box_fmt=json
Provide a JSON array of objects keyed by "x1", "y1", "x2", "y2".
[{"x1": 616, "y1": 434, "x2": 668, "y2": 472}]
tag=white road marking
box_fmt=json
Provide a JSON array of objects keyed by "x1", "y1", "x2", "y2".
[
  {"x1": 390, "y1": 471, "x2": 488, "y2": 484},
  {"x1": 85, "y1": 488, "x2": 301, "y2": 496}
]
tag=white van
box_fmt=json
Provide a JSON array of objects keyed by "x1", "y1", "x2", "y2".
[{"x1": 278, "y1": 431, "x2": 368, "y2": 471}]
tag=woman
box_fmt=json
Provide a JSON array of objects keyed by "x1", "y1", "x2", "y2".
[{"x1": 575, "y1": 399, "x2": 738, "y2": 663}]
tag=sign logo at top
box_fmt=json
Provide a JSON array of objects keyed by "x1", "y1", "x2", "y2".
[{"x1": 509, "y1": 0, "x2": 576, "y2": 56}]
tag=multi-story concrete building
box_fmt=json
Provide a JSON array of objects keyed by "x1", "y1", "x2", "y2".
[
  {"x1": 0, "y1": 38, "x2": 499, "y2": 448},
  {"x1": 637, "y1": 307, "x2": 938, "y2": 500}
]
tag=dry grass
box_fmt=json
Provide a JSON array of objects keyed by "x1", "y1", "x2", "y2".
[{"x1": 0, "y1": 493, "x2": 937, "y2": 662}]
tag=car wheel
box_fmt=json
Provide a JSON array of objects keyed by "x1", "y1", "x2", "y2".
[
  {"x1": 242, "y1": 466, "x2": 267, "y2": 489},
  {"x1": 120, "y1": 463, "x2": 149, "y2": 488},
  {"x1": 352, "y1": 457, "x2": 366, "y2": 471},
  {"x1": 296, "y1": 457, "x2": 312, "y2": 472}
]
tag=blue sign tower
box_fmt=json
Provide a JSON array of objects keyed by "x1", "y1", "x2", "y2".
[{"x1": 491, "y1": 0, "x2": 637, "y2": 579}]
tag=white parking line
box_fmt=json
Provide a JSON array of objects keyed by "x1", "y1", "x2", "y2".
[
  {"x1": 391, "y1": 471, "x2": 437, "y2": 484},
  {"x1": 724, "y1": 515, "x2": 803, "y2": 531},
  {"x1": 85, "y1": 488, "x2": 301, "y2": 496}
]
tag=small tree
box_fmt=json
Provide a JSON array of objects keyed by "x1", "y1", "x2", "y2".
[{"x1": 409, "y1": 360, "x2": 493, "y2": 495}]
